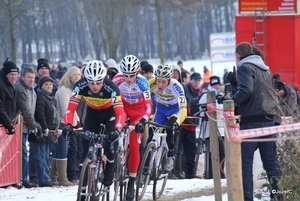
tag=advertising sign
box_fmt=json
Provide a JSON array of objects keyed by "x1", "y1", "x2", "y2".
[
  {"x1": 210, "y1": 33, "x2": 236, "y2": 49},
  {"x1": 210, "y1": 49, "x2": 236, "y2": 62},
  {"x1": 238, "y1": 0, "x2": 297, "y2": 13}
]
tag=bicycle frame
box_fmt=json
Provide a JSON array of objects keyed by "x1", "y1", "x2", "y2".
[
  {"x1": 74, "y1": 126, "x2": 112, "y2": 201},
  {"x1": 136, "y1": 121, "x2": 173, "y2": 201}
]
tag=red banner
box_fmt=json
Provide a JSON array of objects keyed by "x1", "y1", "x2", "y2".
[
  {"x1": 0, "y1": 124, "x2": 21, "y2": 187},
  {"x1": 239, "y1": 0, "x2": 297, "y2": 13}
]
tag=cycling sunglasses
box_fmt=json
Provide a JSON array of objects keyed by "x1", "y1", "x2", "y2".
[
  {"x1": 123, "y1": 74, "x2": 136, "y2": 78},
  {"x1": 88, "y1": 81, "x2": 102, "y2": 85}
]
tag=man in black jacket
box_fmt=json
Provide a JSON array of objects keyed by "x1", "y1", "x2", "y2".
[
  {"x1": 0, "y1": 59, "x2": 19, "y2": 134},
  {"x1": 181, "y1": 72, "x2": 202, "y2": 178},
  {"x1": 232, "y1": 42, "x2": 283, "y2": 201}
]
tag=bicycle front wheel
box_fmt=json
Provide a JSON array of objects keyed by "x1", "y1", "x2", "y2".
[
  {"x1": 91, "y1": 160, "x2": 109, "y2": 201},
  {"x1": 153, "y1": 146, "x2": 168, "y2": 200},
  {"x1": 77, "y1": 158, "x2": 92, "y2": 201},
  {"x1": 136, "y1": 142, "x2": 155, "y2": 201}
]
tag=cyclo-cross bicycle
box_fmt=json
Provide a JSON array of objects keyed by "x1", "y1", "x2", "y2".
[
  {"x1": 73, "y1": 125, "x2": 117, "y2": 201},
  {"x1": 135, "y1": 121, "x2": 174, "y2": 201},
  {"x1": 112, "y1": 120, "x2": 135, "y2": 201}
]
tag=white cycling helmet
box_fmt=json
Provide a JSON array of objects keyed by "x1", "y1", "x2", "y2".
[
  {"x1": 84, "y1": 60, "x2": 106, "y2": 82},
  {"x1": 155, "y1": 63, "x2": 173, "y2": 79},
  {"x1": 120, "y1": 55, "x2": 140, "y2": 74}
]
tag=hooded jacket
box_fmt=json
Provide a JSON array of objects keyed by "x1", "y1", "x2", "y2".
[
  {"x1": 232, "y1": 55, "x2": 278, "y2": 124},
  {"x1": 172, "y1": 64, "x2": 182, "y2": 83}
]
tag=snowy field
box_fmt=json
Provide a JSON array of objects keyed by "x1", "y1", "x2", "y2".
[{"x1": 0, "y1": 178, "x2": 269, "y2": 201}]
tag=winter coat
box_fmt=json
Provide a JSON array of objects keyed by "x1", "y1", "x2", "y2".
[
  {"x1": 15, "y1": 79, "x2": 38, "y2": 133},
  {"x1": 183, "y1": 83, "x2": 202, "y2": 130},
  {"x1": 34, "y1": 74, "x2": 58, "y2": 95},
  {"x1": 30, "y1": 89, "x2": 60, "y2": 143},
  {"x1": 55, "y1": 85, "x2": 80, "y2": 126},
  {"x1": 278, "y1": 85, "x2": 298, "y2": 116},
  {"x1": 232, "y1": 55, "x2": 278, "y2": 125},
  {"x1": 0, "y1": 69, "x2": 19, "y2": 128}
]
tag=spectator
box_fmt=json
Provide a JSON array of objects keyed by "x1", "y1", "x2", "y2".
[
  {"x1": 32, "y1": 76, "x2": 59, "y2": 187},
  {"x1": 141, "y1": 63, "x2": 154, "y2": 80},
  {"x1": 53, "y1": 67, "x2": 82, "y2": 186},
  {"x1": 140, "y1": 60, "x2": 149, "y2": 69},
  {"x1": 0, "y1": 59, "x2": 19, "y2": 134},
  {"x1": 181, "y1": 69, "x2": 190, "y2": 84},
  {"x1": 106, "y1": 58, "x2": 119, "y2": 79},
  {"x1": 50, "y1": 64, "x2": 59, "y2": 80},
  {"x1": 190, "y1": 67, "x2": 195, "y2": 74},
  {"x1": 181, "y1": 72, "x2": 202, "y2": 178},
  {"x1": 274, "y1": 79, "x2": 297, "y2": 116},
  {"x1": 198, "y1": 76, "x2": 225, "y2": 179},
  {"x1": 223, "y1": 68, "x2": 229, "y2": 84},
  {"x1": 201, "y1": 66, "x2": 213, "y2": 91},
  {"x1": 172, "y1": 64, "x2": 182, "y2": 83},
  {"x1": 177, "y1": 60, "x2": 184, "y2": 69},
  {"x1": 34, "y1": 58, "x2": 58, "y2": 95},
  {"x1": 77, "y1": 61, "x2": 83, "y2": 69},
  {"x1": 15, "y1": 66, "x2": 41, "y2": 188},
  {"x1": 231, "y1": 42, "x2": 283, "y2": 201}
]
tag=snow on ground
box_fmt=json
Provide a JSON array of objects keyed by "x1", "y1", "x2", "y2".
[{"x1": 0, "y1": 178, "x2": 270, "y2": 201}]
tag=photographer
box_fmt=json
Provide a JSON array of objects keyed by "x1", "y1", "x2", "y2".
[{"x1": 198, "y1": 76, "x2": 225, "y2": 179}]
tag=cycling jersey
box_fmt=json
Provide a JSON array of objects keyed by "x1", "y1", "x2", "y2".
[
  {"x1": 113, "y1": 73, "x2": 152, "y2": 176},
  {"x1": 149, "y1": 78, "x2": 187, "y2": 125},
  {"x1": 113, "y1": 73, "x2": 152, "y2": 121},
  {"x1": 64, "y1": 77, "x2": 125, "y2": 130}
]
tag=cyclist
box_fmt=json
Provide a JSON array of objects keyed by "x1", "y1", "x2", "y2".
[
  {"x1": 112, "y1": 55, "x2": 152, "y2": 201},
  {"x1": 63, "y1": 60, "x2": 126, "y2": 187},
  {"x1": 149, "y1": 63, "x2": 187, "y2": 172}
]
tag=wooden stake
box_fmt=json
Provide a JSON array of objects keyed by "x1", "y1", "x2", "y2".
[
  {"x1": 207, "y1": 91, "x2": 222, "y2": 201},
  {"x1": 223, "y1": 100, "x2": 244, "y2": 201}
]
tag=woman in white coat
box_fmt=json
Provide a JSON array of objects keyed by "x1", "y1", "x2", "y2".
[{"x1": 198, "y1": 76, "x2": 225, "y2": 179}]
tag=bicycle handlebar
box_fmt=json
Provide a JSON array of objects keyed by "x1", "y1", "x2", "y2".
[
  {"x1": 72, "y1": 130, "x2": 118, "y2": 153},
  {"x1": 146, "y1": 121, "x2": 173, "y2": 130}
]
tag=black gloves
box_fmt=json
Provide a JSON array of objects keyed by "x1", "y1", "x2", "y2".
[
  {"x1": 216, "y1": 94, "x2": 230, "y2": 104},
  {"x1": 6, "y1": 124, "x2": 15, "y2": 135},
  {"x1": 62, "y1": 124, "x2": 73, "y2": 137},
  {"x1": 226, "y1": 71, "x2": 237, "y2": 87},
  {"x1": 108, "y1": 129, "x2": 120, "y2": 142},
  {"x1": 135, "y1": 118, "x2": 147, "y2": 133},
  {"x1": 34, "y1": 123, "x2": 43, "y2": 138},
  {"x1": 166, "y1": 116, "x2": 179, "y2": 132}
]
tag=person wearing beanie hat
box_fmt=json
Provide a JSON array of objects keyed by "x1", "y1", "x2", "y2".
[
  {"x1": 106, "y1": 58, "x2": 119, "y2": 79},
  {"x1": 0, "y1": 59, "x2": 20, "y2": 135},
  {"x1": 35, "y1": 58, "x2": 58, "y2": 95},
  {"x1": 209, "y1": 75, "x2": 221, "y2": 86},
  {"x1": 34, "y1": 74, "x2": 59, "y2": 187},
  {"x1": 140, "y1": 60, "x2": 149, "y2": 68},
  {"x1": 38, "y1": 76, "x2": 54, "y2": 89},
  {"x1": 274, "y1": 79, "x2": 298, "y2": 116},
  {"x1": 141, "y1": 63, "x2": 154, "y2": 80},
  {"x1": 37, "y1": 58, "x2": 50, "y2": 72}
]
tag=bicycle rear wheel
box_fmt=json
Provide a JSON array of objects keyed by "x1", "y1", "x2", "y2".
[
  {"x1": 135, "y1": 142, "x2": 155, "y2": 201},
  {"x1": 153, "y1": 146, "x2": 168, "y2": 200},
  {"x1": 77, "y1": 158, "x2": 92, "y2": 201}
]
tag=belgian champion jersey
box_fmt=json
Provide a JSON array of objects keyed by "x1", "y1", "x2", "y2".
[{"x1": 64, "y1": 77, "x2": 125, "y2": 130}]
